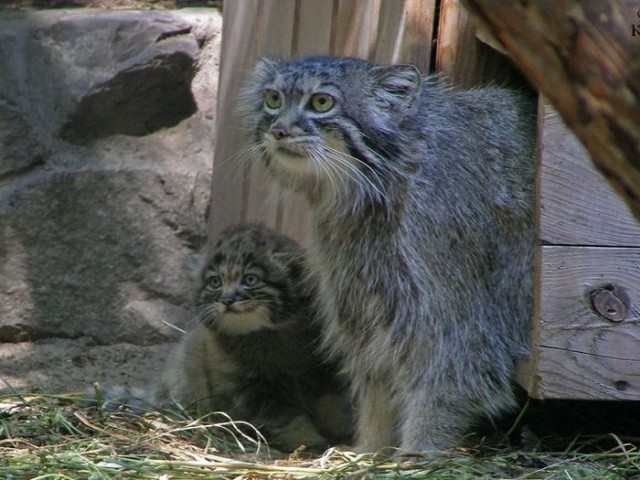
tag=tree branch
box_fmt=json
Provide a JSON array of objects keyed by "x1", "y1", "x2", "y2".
[{"x1": 462, "y1": 0, "x2": 640, "y2": 220}]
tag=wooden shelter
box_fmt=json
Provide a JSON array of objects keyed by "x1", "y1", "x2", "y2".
[{"x1": 209, "y1": 0, "x2": 640, "y2": 401}]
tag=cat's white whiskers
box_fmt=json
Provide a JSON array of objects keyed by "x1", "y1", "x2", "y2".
[
  {"x1": 194, "y1": 302, "x2": 217, "y2": 327},
  {"x1": 324, "y1": 150, "x2": 383, "y2": 195},
  {"x1": 307, "y1": 149, "x2": 328, "y2": 195},
  {"x1": 330, "y1": 146, "x2": 390, "y2": 196},
  {"x1": 309, "y1": 147, "x2": 343, "y2": 205},
  {"x1": 321, "y1": 146, "x2": 386, "y2": 203}
]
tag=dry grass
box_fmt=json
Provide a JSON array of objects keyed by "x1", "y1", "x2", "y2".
[{"x1": 1, "y1": 394, "x2": 640, "y2": 479}]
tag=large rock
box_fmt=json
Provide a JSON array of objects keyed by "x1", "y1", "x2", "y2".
[
  {"x1": 0, "y1": 9, "x2": 222, "y2": 393},
  {"x1": 0, "y1": 169, "x2": 208, "y2": 343},
  {"x1": 0, "y1": 102, "x2": 45, "y2": 180}
]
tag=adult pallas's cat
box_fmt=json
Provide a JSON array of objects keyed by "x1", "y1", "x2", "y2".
[{"x1": 239, "y1": 56, "x2": 536, "y2": 452}]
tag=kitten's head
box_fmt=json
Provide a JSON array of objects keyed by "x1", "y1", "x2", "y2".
[
  {"x1": 195, "y1": 224, "x2": 307, "y2": 335},
  {"x1": 239, "y1": 56, "x2": 421, "y2": 211}
]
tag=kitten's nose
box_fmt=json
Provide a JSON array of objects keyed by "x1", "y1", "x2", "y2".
[{"x1": 221, "y1": 294, "x2": 235, "y2": 306}]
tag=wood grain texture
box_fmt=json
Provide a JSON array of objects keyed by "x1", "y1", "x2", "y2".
[
  {"x1": 330, "y1": 0, "x2": 381, "y2": 58},
  {"x1": 435, "y1": 0, "x2": 520, "y2": 87},
  {"x1": 462, "y1": 0, "x2": 640, "y2": 221},
  {"x1": 374, "y1": 0, "x2": 436, "y2": 72},
  {"x1": 208, "y1": 0, "x2": 261, "y2": 245},
  {"x1": 293, "y1": 1, "x2": 334, "y2": 56},
  {"x1": 242, "y1": 0, "x2": 296, "y2": 232},
  {"x1": 525, "y1": 245, "x2": 640, "y2": 400},
  {"x1": 209, "y1": 0, "x2": 301, "y2": 244},
  {"x1": 538, "y1": 101, "x2": 640, "y2": 247}
]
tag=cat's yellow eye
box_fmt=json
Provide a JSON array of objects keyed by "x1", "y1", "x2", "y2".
[
  {"x1": 309, "y1": 93, "x2": 335, "y2": 113},
  {"x1": 264, "y1": 89, "x2": 282, "y2": 110}
]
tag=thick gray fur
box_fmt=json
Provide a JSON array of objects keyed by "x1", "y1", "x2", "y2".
[{"x1": 238, "y1": 56, "x2": 536, "y2": 452}]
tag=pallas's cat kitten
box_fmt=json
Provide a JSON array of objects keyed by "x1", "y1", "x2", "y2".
[
  {"x1": 239, "y1": 56, "x2": 536, "y2": 452},
  {"x1": 91, "y1": 224, "x2": 351, "y2": 451},
  {"x1": 158, "y1": 224, "x2": 351, "y2": 451}
]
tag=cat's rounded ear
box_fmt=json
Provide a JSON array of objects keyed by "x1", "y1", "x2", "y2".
[
  {"x1": 371, "y1": 64, "x2": 421, "y2": 111},
  {"x1": 252, "y1": 57, "x2": 279, "y2": 83},
  {"x1": 237, "y1": 58, "x2": 279, "y2": 117}
]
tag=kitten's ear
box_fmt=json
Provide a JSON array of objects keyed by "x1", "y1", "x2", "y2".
[
  {"x1": 271, "y1": 249, "x2": 306, "y2": 272},
  {"x1": 371, "y1": 64, "x2": 421, "y2": 110},
  {"x1": 269, "y1": 251, "x2": 293, "y2": 270}
]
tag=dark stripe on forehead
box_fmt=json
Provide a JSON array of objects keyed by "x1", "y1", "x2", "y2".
[
  {"x1": 295, "y1": 114, "x2": 319, "y2": 133},
  {"x1": 212, "y1": 252, "x2": 225, "y2": 266},
  {"x1": 280, "y1": 55, "x2": 373, "y2": 76}
]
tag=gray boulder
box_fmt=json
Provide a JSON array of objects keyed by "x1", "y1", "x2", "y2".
[{"x1": 0, "y1": 9, "x2": 222, "y2": 393}]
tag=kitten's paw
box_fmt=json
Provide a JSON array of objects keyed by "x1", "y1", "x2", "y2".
[
  {"x1": 312, "y1": 393, "x2": 353, "y2": 443},
  {"x1": 268, "y1": 414, "x2": 329, "y2": 452}
]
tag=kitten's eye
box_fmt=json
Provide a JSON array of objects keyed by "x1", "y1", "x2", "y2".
[
  {"x1": 309, "y1": 93, "x2": 335, "y2": 113},
  {"x1": 242, "y1": 274, "x2": 260, "y2": 287},
  {"x1": 208, "y1": 276, "x2": 222, "y2": 289},
  {"x1": 264, "y1": 89, "x2": 282, "y2": 110}
]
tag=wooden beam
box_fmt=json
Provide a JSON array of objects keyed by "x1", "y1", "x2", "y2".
[
  {"x1": 462, "y1": 0, "x2": 640, "y2": 221},
  {"x1": 527, "y1": 245, "x2": 640, "y2": 400},
  {"x1": 538, "y1": 101, "x2": 640, "y2": 246}
]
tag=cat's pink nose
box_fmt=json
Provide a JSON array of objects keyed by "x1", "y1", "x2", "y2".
[{"x1": 270, "y1": 126, "x2": 289, "y2": 139}]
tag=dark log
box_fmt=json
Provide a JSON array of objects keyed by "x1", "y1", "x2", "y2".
[{"x1": 462, "y1": 0, "x2": 640, "y2": 220}]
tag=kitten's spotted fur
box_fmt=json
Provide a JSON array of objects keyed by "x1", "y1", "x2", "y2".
[
  {"x1": 239, "y1": 56, "x2": 536, "y2": 452},
  {"x1": 95, "y1": 224, "x2": 351, "y2": 452}
]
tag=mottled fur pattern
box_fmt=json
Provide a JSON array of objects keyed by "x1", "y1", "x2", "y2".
[
  {"x1": 92, "y1": 224, "x2": 351, "y2": 452},
  {"x1": 157, "y1": 224, "x2": 351, "y2": 451},
  {"x1": 239, "y1": 56, "x2": 536, "y2": 452}
]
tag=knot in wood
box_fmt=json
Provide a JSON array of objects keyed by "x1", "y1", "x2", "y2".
[{"x1": 590, "y1": 286, "x2": 628, "y2": 322}]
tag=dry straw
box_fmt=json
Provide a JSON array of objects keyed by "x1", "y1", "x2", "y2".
[{"x1": 0, "y1": 393, "x2": 638, "y2": 479}]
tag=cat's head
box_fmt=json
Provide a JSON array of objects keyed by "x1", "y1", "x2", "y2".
[
  {"x1": 239, "y1": 56, "x2": 421, "y2": 210},
  {"x1": 195, "y1": 224, "x2": 307, "y2": 335}
]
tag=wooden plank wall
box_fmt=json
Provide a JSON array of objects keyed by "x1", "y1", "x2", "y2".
[
  {"x1": 520, "y1": 102, "x2": 640, "y2": 400},
  {"x1": 538, "y1": 104, "x2": 640, "y2": 247}
]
